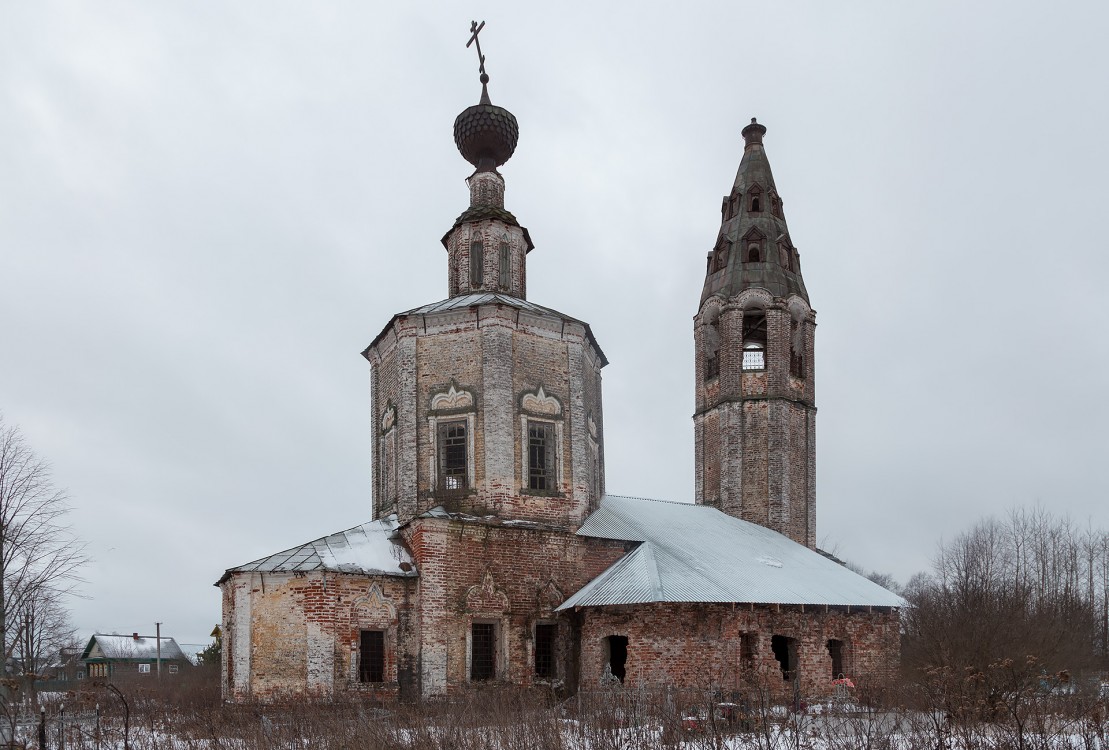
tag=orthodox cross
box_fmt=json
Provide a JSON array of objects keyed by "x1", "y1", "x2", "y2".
[{"x1": 467, "y1": 20, "x2": 487, "y2": 77}]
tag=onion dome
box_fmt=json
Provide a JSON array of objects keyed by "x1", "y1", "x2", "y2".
[{"x1": 453, "y1": 74, "x2": 519, "y2": 172}]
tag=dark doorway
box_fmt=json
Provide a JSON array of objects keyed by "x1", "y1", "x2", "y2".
[
  {"x1": 771, "y1": 635, "x2": 797, "y2": 681},
  {"x1": 605, "y1": 635, "x2": 628, "y2": 682}
]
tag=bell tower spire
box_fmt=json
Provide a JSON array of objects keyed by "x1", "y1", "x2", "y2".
[
  {"x1": 694, "y1": 120, "x2": 817, "y2": 548},
  {"x1": 442, "y1": 27, "x2": 533, "y2": 299}
]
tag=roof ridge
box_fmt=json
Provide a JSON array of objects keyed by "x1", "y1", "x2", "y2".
[{"x1": 604, "y1": 494, "x2": 704, "y2": 508}]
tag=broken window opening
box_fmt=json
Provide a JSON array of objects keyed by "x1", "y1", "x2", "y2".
[
  {"x1": 471, "y1": 622, "x2": 497, "y2": 681},
  {"x1": 470, "y1": 238, "x2": 484, "y2": 288},
  {"x1": 827, "y1": 639, "x2": 845, "y2": 679},
  {"x1": 438, "y1": 421, "x2": 468, "y2": 492},
  {"x1": 535, "y1": 623, "x2": 557, "y2": 679},
  {"x1": 742, "y1": 312, "x2": 767, "y2": 371},
  {"x1": 604, "y1": 635, "x2": 628, "y2": 683},
  {"x1": 528, "y1": 421, "x2": 556, "y2": 491},
  {"x1": 747, "y1": 244, "x2": 761, "y2": 263},
  {"x1": 771, "y1": 635, "x2": 797, "y2": 681},
  {"x1": 360, "y1": 630, "x2": 385, "y2": 683}
]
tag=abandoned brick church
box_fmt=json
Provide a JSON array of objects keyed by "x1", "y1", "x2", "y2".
[{"x1": 217, "y1": 69, "x2": 902, "y2": 702}]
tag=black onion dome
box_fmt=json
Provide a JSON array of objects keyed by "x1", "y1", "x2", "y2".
[{"x1": 453, "y1": 82, "x2": 519, "y2": 171}]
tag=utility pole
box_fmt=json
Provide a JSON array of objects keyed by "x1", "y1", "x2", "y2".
[{"x1": 155, "y1": 622, "x2": 161, "y2": 680}]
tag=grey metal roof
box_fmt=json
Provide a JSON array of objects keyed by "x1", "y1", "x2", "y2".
[
  {"x1": 219, "y1": 516, "x2": 416, "y2": 582},
  {"x1": 558, "y1": 495, "x2": 903, "y2": 610},
  {"x1": 81, "y1": 634, "x2": 187, "y2": 662}
]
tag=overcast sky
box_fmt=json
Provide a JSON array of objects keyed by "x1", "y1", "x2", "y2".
[{"x1": 3, "y1": 1, "x2": 1108, "y2": 647}]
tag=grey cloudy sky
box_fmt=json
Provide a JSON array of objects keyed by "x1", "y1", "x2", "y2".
[{"x1": 2, "y1": 1, "x2": 1108, "y2": 647}]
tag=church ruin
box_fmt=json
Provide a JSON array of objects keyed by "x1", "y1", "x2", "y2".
[{"x1": 217, "y1": 46, "x2": 901, "y2": 703}]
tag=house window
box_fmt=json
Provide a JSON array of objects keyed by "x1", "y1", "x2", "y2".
[
  {"x1": 138, "y1": 663, "x2": 151, "y2": 674},
  {"x1": 470, "y1": 237, "x2": 484, "y2": 287},
  {"x1": 471, "y1": 622, "x2": 497, "y2": 681},
  {"x1": 360, "y1": 630, "x2": 385, "y2": 683},
  {"x1": 535, "y1": 623, "x2": 557, "y2": 679},
  {"x1": 499, "y1": 239, "x2": 511, "y2": 289},
  {"x1": 742, "y1": 312, "x2": 767, "y2": 371},
  {"x1": 604, "y1": 635, "x2": 628, "y2": 683},
  {"x1": 168, "y1": 664, "x2": 179, "y2": 674},
  {"x1": 527, "y1": 421, "x2": 556, "y2": 491},
  {"x1": 438, "y1": 421, "x2": 468, "y2": 491},
  {"x1": 76, "y1": 671, "x2": 85, "y2": 680}
]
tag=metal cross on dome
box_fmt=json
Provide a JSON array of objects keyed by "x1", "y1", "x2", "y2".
[{"x1": 467, "y1": 20, "x2": 487, "y2": 77}]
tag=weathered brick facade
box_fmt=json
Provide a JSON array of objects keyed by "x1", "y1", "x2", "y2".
[{"x1": 218, "y1": 85, "x2": 900, "y2": 704}]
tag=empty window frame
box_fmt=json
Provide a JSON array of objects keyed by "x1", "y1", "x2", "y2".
[
  {"x1": 604, "y1": 635, "x2": 628, "y2": 683},
  {"x1": 535, "y1": 623, "x2": 557, "y2": 679},
  {"x1": 771, "y1": 635, "x2": 797, "y2": 681},
  {"x1": 471, "y1": 622, "x2": 497, "y2": 681},
  {"x1": 528, "y1": 420, "x2": 556, "y2": 491},
  {"x1": 438, "y1": 421, "x2": 468, "y2": 491},
  {"x1": 360, "y1": 630, "x2": 385, "y2": 683},
  {"x1": 470, "y1": 237, "x2": 484, "y2": 288},
  {"x1": 742, "y1": 312, "x2": 767, "y2": 371},
  {"x1": 827, "y1": 639, "x2": 845, "y2": 679}
]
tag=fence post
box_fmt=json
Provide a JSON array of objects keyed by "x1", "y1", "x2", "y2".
[
  {"x1": 57, "y1": 705, "x2": 64, "y2": 750},
  {"x1": 37, "y1": 707, "x2": 45, "y2": 750}
]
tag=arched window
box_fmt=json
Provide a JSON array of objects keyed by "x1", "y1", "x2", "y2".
[
  {"x1": 498, "y1": 237, "x2": 511, "y2": 289},
  {"x1": 470, "y1": 237, "x2": 484, "y2": 288},
  {"x1": 790, "y1": 319, "x2": 805, "y2": 377},
  {"x1": 747, "y1": 244, "x2": 761, "y2": 263}
]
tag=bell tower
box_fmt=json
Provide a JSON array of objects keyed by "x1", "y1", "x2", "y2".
[{"x1": 693, "y1": 119, "x2": 817, "y2": 548}]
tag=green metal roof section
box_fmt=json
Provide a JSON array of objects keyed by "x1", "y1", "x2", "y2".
[{"x1": 700, "y1": 119, "x2": 810, "y2": 306}]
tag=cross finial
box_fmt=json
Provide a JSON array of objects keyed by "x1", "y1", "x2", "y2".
[{"x1": 467, "y1": 20, "x2": 488, "y2": 82}]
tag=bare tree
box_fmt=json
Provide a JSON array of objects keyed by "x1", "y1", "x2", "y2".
[{"x1": 0, "y1": 418, "x2": 86, "y2": 683}]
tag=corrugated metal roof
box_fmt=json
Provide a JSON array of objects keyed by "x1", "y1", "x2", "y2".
[
  {"x1": 558, "y1": 495, "x2": 903, "y2": 610},
  {"x1": 82, "y1": 634, "x2": 187, "y2": 661},
  {"x1": 220, "y1": 515, "x2": 416, "y2": 580}
]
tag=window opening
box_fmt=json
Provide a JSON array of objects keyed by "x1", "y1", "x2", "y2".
[
  {"x1": 438, "y1": 421, "x2": 468, "y2": 491},
  {"x1": 360, "y1": 630, "x2": 385, "y2": 682},
  {"x1": 742, "y1": 312, "x2": 767, "y2": 371},
  {"x1": 471, "y1": 622, "x2": 496, "y2": 681},
  {"x1": 771, "y1": 635, "x2": 797, "y2": 681},
  {"x1": 535, "y1": 623, "x2": 557, "y2": 679},
  {"x1": 499, "y1": 240, "x2": 511, "y2": 289},
  {"x1": 827, "y1": 639, "x2": 845, "y2": 679},
  {"x1": 470, "y1": 238, "x2": 484, "y2": 287},
  {"x1": 528, "y1": 421, "x2": 555, "y2": 491},
  {"x1": 747, "y1": 244, "x2": 761, "y2": 263},
  {"x1": 604, "y1": 635, "x2": 628, "y2": 683}
]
